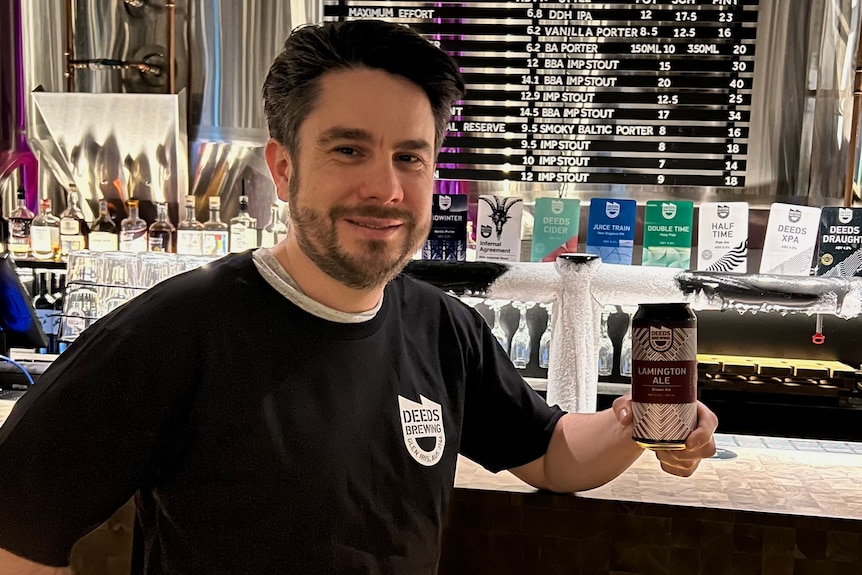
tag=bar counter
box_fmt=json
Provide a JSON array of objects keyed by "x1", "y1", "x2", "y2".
[
  {"x1": 5, "y1": 402, "x2": 862, "y2": 574},
  {"x1": 441, "y1": 434, "x2": 862, "y2": 575}
]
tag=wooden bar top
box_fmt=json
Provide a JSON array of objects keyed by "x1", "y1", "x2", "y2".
[{"x1": 455, "y1": 433, "x2": 862, "y2": 521}]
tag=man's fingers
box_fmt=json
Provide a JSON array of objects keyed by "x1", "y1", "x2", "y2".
[
  {"x1": 659, "y1": 457, "x2": 700, "y2": 477},
  {"x1": 680, "y1": 401, "x2": 719, "y2": 451},
  {"x1": 655, "y1": 436, "x2": 716, "y2": 477},
  {"x1": 612, "y1": 393, "x2": 633, "y2": 426}
]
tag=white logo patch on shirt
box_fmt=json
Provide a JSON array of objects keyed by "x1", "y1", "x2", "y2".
[{"x1": 398, "y1": 395, "x2": 445, "y2": 466}]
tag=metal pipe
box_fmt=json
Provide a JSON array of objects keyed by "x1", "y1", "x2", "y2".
[
  {"x1": 64, "y1": 0, "x2": 73, "y2": 92},
  {"x1": 844, "y1": 16, "x2": 862, "y2": 207},
  {"x1": 0, "y1": 0, "x2": 38, "y2": 206},
  {"x1": 68, "y1": 58, "x2": 161, "y2": 76},
  {"x1": 166, "y1": 0, "x2": 175, "y2": 94}
]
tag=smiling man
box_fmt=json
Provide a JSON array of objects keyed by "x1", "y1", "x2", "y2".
[
  {"x1": 0, "y1": 20, "x2": 717, "y2": 575},
  {"x1": 268, "y1": 67, "x2": 435, "y2": 304}
]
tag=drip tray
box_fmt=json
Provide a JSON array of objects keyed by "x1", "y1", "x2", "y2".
[{"x1": 697, "y1": 354, "x2": 861, "y2": 401}]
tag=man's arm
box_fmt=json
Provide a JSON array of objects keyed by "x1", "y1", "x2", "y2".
[
  {"x1": 510, "y1": 395, "x2": 718, "y2": 493},
  {"x1": 0, "y1": 548, "x2": 70, "y2": 575}
]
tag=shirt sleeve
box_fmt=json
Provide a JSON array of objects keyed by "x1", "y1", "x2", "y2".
[
  {"x1": 458, "y1": 308, "x2": 565, "y2": 473},
  {"x1": 0, "y1": 289, "x2": 199, "y2": 566}
]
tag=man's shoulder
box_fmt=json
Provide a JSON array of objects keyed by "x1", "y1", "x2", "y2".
[
  {"x1": 387, "y1": 273, "x2": 478, "y2": 324},
  {"x1": 147, "y1": 252, "x2": 260, "y2": 301},
  {"x1": 389, "y1": 272, "x2": 452, "y2": 305},
  {"x1": 105, "y1": 252, "x2": 263, "y2": 324}
]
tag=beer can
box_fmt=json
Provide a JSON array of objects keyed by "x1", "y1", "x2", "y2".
[{"x1": 631, "y1": 303, "x2": 697, "y2": 450}]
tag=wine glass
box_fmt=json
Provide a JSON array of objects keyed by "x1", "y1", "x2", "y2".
[
  {"x1": 598, "y1": 305, "x2": 614, "y2": 376},
  {"x1": 485, "y1": 299, "x2": 510, "y2": 351},
  {"x1": 98, "y1": 252, "x2": 138, "y2": 317},
  {"x1": 460, "y1": 294, "x2": 484, "y2": 310},
  {"x1": 620, "y1": 305, "x2": 637, "y2": 377},
  {"x1": 510, "y1": 301, "x2": 536, "y2": 369},
  {"x1": 138, "y1": 253, "x2": 177, "y2": 288},
  {"x1": 538, "y1": 302, "x2": 553, "y2": 369}
]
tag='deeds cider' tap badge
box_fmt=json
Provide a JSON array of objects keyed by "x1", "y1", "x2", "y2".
[{"x1": 531, "y1": 197, "x2": 581, "y2": 262}]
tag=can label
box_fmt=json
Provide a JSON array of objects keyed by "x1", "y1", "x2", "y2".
[{"x1": 632, "y1": 324, "x2": 697, "y2": 444}]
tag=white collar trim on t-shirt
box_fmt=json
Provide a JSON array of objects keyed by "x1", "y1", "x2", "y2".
[{"x1": 252, "y1": 248, "x2": 382, "y2": 324}]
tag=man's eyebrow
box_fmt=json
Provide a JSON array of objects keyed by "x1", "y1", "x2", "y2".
[
  {"x1": 395, "y1": 139, "x2": 434, "y2": 155},
  {"x1": 317, "y1": 127, "x2": 374, "y2": 145},
  {"x1": 317, "y1": 128, "x2": 433, "y2": 155}
]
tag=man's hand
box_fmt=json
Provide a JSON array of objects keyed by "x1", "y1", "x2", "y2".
[
  {"x1": 0, "y1": 547, "x2": 70, "y2": 575},
  {"x1": 613, "y1": 394, "x2": 718, "y2": 477}
]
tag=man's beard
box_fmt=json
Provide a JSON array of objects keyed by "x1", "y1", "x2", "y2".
[{"x1": 288, "y1": 171, "x2": 429, "y2": 291}]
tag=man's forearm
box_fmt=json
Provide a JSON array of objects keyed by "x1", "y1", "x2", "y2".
[
  {"x1": 0, "y1": 547, "x2": 71, "y2": 575},
  {"x1": 524, "y1": 410, "x2": 644, "y2": 493},
  {"x1": 547, "y1": 410, "x2": 643, "y2": 491}
]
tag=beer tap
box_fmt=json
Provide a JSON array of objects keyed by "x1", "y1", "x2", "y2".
[{"x1": 812, "y1": 314, "x2": 825, "y2": 345}]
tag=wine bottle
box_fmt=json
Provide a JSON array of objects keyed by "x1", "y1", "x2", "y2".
[{"x1": 89, "y1": 198, "x2": 119, "y2": 252}]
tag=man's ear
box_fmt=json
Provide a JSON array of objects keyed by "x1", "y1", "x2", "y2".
[{"x1": 265, "y1": 138, "x2": 293, "y2": 203}]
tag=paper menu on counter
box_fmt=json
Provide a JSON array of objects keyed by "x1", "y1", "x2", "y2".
[
  {"x1": 476, "y1": 195, "x2": 523, "y2": 262},
  {"x1": 641, "y1": 200, "x2": 694, "y2": 269},
  {"x1": 530, "y1": 198, "x2": 581, "y2": 262},
  {"x1": 759, "y1": 203, "x2": 821, "y2": 276},
  {"x1": 815, "y1": 207, "x2": 862, "y2": 277},
  {"x1": 696, "y1": 202, "x2": 749, "y2": 272},
  {"x1": 585, "y1": 198, "x2": 636, "y2": 265}
]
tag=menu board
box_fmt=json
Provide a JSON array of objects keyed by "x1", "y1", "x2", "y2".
[{"x1": 323, "y1": 1, "x2": 758, "y2": 188}]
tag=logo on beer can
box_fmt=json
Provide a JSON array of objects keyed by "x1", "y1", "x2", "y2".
[{"x1": 648, "y1": 326, "x2": 673, "y2": 352}]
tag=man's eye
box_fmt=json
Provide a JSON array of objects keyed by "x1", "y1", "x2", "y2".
[
  {"x1": 336, "y1": 147, "x2": 356, "y2": 155},
  {"x1": 397, "y1": 154, "x2": 419, "y2": 163}
]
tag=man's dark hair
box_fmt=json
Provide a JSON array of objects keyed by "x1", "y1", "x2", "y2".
[{"x1": 263, "y1": 20, "x2": 465, "y2": 157}]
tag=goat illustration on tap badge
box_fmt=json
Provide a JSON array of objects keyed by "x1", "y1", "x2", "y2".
[{"x1": 477, "y1": 195, "x2": 523, "y2": 262}]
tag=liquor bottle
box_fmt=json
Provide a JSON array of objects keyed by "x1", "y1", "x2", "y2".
[
  {"x1": 51, "y1": 272, "x2": 65, "y2": 307},
  {"x1": 0, "y1": 191, "x2": 6, "y2": 253},
  {"x1": 148, "y1": 202, "x2": 176, "y2": 252},
  {"x1": 261, "y1": 203, "x2": 288, "y2": 248},
  {"x1": 176, "y1": 195, "x2": 203, "y2": 255},
  {"x1": 229, "y1": 193, "x2": 258, "y2": 252},
  {"x1": 89, "y1": 198, "x2": 119, "y2": 252},
  {"x1": 59, "y1": 186, "x2": 90, "y2": 256},
  {"x1": 202, "y1": 196, "x2": 228, "y2": 256},
  {"x1": 32, "y1": 272, "x2": 55, "y2": 354},
  {"x1": 8, "y1": 186, "x2": 35, "y2": 258},
  {"x1": 119, "y1": 198, "x2": 148, "y2": 253},
  {"x1": 52, "y1": 273, "x2": 67, "y2": 354},
  {"x1": 31, "y1": 199, "x2": 61, "y2": 261}
]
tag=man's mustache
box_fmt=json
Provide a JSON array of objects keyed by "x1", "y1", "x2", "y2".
[{"x1": 330, "y1": 204, "x2": 417, "y2": 225}]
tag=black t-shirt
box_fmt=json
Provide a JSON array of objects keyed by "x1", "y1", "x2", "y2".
[{"x1": 0, "y1": 252, "x2": 563, "y2": 574}]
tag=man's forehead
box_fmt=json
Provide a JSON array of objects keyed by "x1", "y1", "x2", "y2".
[{"x1": 304, "y1": 73, "x2": 434, "y2": 130}]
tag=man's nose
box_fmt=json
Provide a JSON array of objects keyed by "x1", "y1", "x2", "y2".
[{"x1": 357, "y1": 159, "x2": 404, "y2": 203}]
